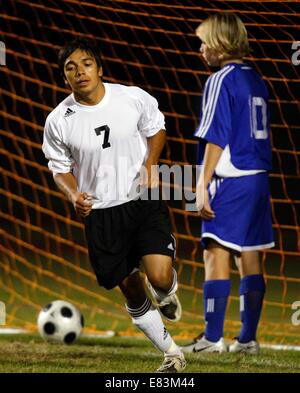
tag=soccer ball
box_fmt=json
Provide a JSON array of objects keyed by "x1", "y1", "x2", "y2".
[{"x1": 37, "y1": 300, "x2": 84, "y2": 344}]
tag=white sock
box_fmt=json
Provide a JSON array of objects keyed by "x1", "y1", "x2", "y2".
[
  {"x1": 150, "y1": 268, "x2": 178, "y2": 302},
  {"x1": 126, "y1": 298, "x2": 173, "y2": 352},
  {"x1": 164, "y1": 340, "x2": 182, "y2": 356}
]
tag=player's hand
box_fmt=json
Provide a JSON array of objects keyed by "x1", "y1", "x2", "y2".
[
  {"x1": 72, "y1": 192, "x2": 93, "y2": 218},
  {"x1": 196, "y1": 185, "x2": 215, "y2": 220},
  {"x1": 140, "y1": 163, "x2": 159, "y2": 189}
]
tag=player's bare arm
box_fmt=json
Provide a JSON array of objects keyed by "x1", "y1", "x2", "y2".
[
  {"x1": 141, "y1": 129, "x2": 166, "y2": 188},
  {"x1": 196, "y1": 142, "x2": 223, "y2": 218},
  {"x1": 54, "y1": 172, "x2": 92, "y2": 218}
]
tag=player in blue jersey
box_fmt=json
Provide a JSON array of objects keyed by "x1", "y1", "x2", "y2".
[{"x1": 181, "y1": 13, "x2": 274, "y2": 354}]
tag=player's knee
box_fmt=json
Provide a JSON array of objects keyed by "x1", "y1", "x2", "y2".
[
  {"x1": 203, "y1": 249, "x2": 216, "y2": 267},
  {"x1": 147, "y1": 271, "x2": 172, "y2": 292}
]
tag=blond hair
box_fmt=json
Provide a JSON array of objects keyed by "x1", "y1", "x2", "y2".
[{"x1": 196, "y1": 13, "x2": 250, "y2": 59}]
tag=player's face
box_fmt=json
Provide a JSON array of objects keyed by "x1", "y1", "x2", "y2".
[
  {"x1": 63, "y1": 49, "x2": 103, "y2": 96},
  {"x1": 199, "y1": 42, "x2": 221, "y2": 67}
]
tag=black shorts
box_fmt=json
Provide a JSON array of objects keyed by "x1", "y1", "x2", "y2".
[{"x1": 84, "y1": 198, "x2": 176, "y2": 290}]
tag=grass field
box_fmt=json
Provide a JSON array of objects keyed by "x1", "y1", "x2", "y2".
[
  {"x1": 0, "y1": 333, "x2": 299, "y2": 373},
  {"x1": 1, "y1": 254, "x2": 300, "y2": 344},
  {"x1": 1, "y1": 237, "x2": 299, "y2": 374}
]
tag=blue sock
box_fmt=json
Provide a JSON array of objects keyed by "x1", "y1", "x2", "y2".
[
  {"x1": 203, "y1": 280, "x2": 231, "y2": 342},
  {"x1": 239, "y1": 274, "x2": 266, "y2": 343}
]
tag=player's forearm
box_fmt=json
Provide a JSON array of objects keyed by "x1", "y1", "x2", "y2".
[
  {"x1": 53, "y1": 172, "x2": 78, "y2": 203},
  {"x1": 145, "y1": 129, "x2": 166, "y2": 165},
  {"x1": 200, "y1": 143, "x2": 223, "y2": 187}
]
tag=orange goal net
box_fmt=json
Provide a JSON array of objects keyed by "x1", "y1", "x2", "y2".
[{"x1": 0, "y1": 0, "x2": 299, "y2": 345}]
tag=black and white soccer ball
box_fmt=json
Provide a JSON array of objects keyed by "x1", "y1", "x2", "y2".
[{"x1": 37, "y1": 300, "x2": 84, "y2": 344}]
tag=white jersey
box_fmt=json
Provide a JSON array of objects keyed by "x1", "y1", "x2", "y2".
[{"x1": 42, "y1": 83, "x2": 165, "y2": 209}]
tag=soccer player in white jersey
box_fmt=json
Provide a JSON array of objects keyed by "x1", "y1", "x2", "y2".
[
  {"x1": 181, "y1": 13, "x2": 274, "y2": 355},
  {"x1": 42, "y1": 38, "x2": 185, "y2": 372}
]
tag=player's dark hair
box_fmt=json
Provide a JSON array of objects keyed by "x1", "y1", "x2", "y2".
[{"x1": 58, "y1": 37, "x2": 102, "y2": 78}]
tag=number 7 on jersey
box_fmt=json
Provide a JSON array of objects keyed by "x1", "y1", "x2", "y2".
[{"x1": 95, "y1": 125, "x2": 111, "y2": 149}]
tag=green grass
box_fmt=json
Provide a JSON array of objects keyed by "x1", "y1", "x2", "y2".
[
  {"x1": 0, "y1": 333, "x2": 299, "y2": 373},
  {"x1": 1, "y1": 245, "x2": 299, "y2": 348}
]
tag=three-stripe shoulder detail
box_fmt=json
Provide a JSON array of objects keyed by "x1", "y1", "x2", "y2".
[{"x1": 195, "y1": 65, "x2": 235, "y2": 138}]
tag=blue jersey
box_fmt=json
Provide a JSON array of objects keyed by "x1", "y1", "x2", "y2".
[{"x1": 195, "y1": 63, "x2": 272, "y2": 175}]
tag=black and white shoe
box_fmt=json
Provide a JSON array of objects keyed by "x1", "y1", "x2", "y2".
[
  {"x1": 145, "y1": 277, "x2": 182, "y2": 322},
  {"x1": 156, "y1": 351, "x2": 186, "y2": 373},
  {"x1": 181, "y1": 333, "x2": 227, "y2": 353},
  {"x1": 229, "y1": 338, "x2": 259, "y2": 354}
]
